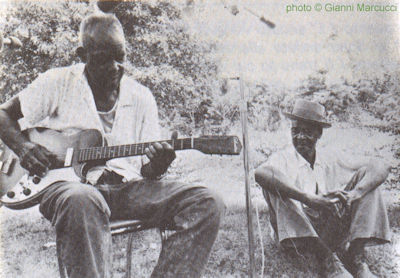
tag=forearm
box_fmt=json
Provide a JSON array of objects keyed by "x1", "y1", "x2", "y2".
[
  {"x1": 0, "y1": 109, "x2": 30, "y2": 156},
  {"x1": 255, "y1": 166, "x2": 311, "y2": 205}
]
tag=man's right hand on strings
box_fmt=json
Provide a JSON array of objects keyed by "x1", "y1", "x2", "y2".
[{"x1": 18, "y1": 141, "x2": 58, "y2": 177}]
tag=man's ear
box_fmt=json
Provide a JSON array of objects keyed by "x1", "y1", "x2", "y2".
[{"x1": 76, "y1": 46, "x2": 87, "y2": 62}]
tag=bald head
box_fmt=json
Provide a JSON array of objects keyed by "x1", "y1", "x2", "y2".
[
  {"x1": 79, "y1": 13, "x2": 125, "y2": 50},
  {"x1": 77, "y1": 13, "x2": 126, "y2": 93}
]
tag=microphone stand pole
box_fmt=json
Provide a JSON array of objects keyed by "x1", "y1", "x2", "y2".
[{"x1": 239, "y1": 69, "x2": 256, "y2": 278}]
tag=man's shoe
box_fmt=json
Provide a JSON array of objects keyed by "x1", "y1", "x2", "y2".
[
  {"x1": 354, "y1": 262, "x2": 377, "y2": 278},
  {"x1": 352, "y1": 255, "x2": 377, "y2": 278},
  {"x1": 323, "y1": 253, "x2": 353, "y2": 278}
]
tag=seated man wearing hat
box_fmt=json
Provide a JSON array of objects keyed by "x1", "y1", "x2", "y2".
[{"x1": 255, "y1": 99, "x2": 391, "y2": 278}]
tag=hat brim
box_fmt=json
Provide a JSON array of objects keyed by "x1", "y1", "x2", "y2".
[{"x1": 283, "y1": 112, "x2": 331, "y2": 128}]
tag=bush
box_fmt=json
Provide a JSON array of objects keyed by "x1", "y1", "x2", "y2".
[{"x1": 0, "y1": 0, "x2": 221, "y2": 135}]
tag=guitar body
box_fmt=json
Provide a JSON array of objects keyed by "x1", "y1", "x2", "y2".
[{"x1": 0, "y1": 128, "x2": 103, "y2": 209}]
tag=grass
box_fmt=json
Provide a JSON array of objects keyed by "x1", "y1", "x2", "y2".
[{"x1": 0, "y1": 124, "x2": 399, "y2": 277}]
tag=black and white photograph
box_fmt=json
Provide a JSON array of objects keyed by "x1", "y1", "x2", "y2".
[{"x1": 0, "y1": 0, "x2": 399, "y2": 277}]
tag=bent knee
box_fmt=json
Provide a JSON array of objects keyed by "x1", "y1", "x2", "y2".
[
  {"x1": 202, "y1": 188, "x2": 226, "y2": 220},
  {"x1": 61, "y1": 183, "x2": 110, "y2": 216}
]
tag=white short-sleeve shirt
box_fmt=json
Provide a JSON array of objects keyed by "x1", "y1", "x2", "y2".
[
  {"x1": 262, "y1": 145, "x2": 362, "y2": 209},
  {"x1": 18, "y1": 63, "x2": 161, "y2": 182}
]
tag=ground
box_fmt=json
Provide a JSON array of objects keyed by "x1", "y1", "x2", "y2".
[{"x1": 0, "y1": 125, "x2": 399, "y2": 277}]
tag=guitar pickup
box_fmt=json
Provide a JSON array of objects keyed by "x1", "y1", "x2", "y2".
[{"x1": 1, "y1": 155, "x2": 15, "y2": 175}]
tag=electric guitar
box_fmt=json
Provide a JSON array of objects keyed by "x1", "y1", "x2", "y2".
[{"x1": 0, "y1": 128, "x2": 242, "y2": 210}]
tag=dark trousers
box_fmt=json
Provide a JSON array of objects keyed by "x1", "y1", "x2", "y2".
[{"x1": 39, "y1": 179, "x2": 225, "y2": 278}]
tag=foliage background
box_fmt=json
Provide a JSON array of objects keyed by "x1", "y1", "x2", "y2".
[
  {"x1": 0, "y1": 1, "x2": 399, "y2": 277},
  {"x1": 0, "y1": 0, "x2": 221, "y2": 134},
  {"x1": 1, "y1": 0, "x2": 399, "y2": 137}
]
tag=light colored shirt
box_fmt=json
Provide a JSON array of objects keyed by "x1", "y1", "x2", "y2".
[
  {"x1": 98, "y1": 96, "x2": 119, "y2": 134},
  {"x1": 261, "y1": 144, "x2": 363, "y2": 209},
  {"x1": 18, "y1": 63, "x2": 160, "y2": 182}
]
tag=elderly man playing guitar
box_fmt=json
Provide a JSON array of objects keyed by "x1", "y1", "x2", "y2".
[{"x1": 0, "y1": 13, "x2": 226, "y2": 278}]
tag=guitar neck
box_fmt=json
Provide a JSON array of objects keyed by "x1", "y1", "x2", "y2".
[{"x1": 77, "y1": 138, "x2": 195, "y2": 163}]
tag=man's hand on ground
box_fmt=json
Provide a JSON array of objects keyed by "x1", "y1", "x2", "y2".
[
  {"x1": 18, "y1": 142, "x2": 59, "y2": 177},
  {"x1": 144, "y1": 142, "x2": 176, "y2": 176}
]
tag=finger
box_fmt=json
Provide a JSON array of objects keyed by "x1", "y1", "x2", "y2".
[
  {"x1": 335, "y1": 193, "x2": 348, "y2": 204},
  {"x1": 153, "y1": 142, "x2": 164, "y2": 152},
  {"x1": 323, "y1": 191, "x2": 335, "y2": 198},
  {"x1": 161, "y1": 142, "x2": 173, "y2": 151},
  {"x1": 42, "y1": 148, "x2": 59, "y2": 166},
  {"x1": 171, "y1": 131, "x2": 178, "y2": 140},
  {"x1": 149, "y1": 145, "x2": 159, "y2": 157},
  {"x1": 346, "y1": 199, "x2": 353, "y2": 210},
  {"x1": 23, "y1": 158, "x2": 47, "y2": 177},
  {"x1": 329, "y1": 197, "x2": 340, "y2": 203},
  {"x1": 144, "y1": 148, "x2": 154, "y2": 160},
  {"x1": 33, "y1": 149, "x2": 52, "y2": 168},
  {"x1": 161, "y1": 142, "x2": 176, "y2": 162}
]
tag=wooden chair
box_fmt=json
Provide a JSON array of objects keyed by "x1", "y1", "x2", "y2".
[{"x1": 58, "y1": 219, "x2": 164, "y2": 278}]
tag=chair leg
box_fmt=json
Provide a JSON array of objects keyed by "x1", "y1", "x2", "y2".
[
  {"x1": 57, "y1": 243, "x2": 67, "y2": 278},
  {"x1": 125, "y1": 233, "x2": 134, "y2": 278}
]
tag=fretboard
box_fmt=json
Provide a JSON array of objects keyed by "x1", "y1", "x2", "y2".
[{"x1": 77, "y1": 138, "x2": 195, "y2": 163}]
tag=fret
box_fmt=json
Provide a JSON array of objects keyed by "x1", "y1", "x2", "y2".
[{"x1": 75, "y1": 135, "x2": 229, "y2": 162}]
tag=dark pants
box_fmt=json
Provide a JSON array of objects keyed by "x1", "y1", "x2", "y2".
[{"x1": 39, "y1": 179, "x2": 225, "y2": 278}]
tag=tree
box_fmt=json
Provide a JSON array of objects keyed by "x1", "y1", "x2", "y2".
[{"x1": 1, "y1": 0, "x2": 220, "y2": 134}]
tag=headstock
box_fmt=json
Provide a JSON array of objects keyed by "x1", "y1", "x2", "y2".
[{"x1": 194, "y1": 136, "x2": 242, "y2": 155}]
